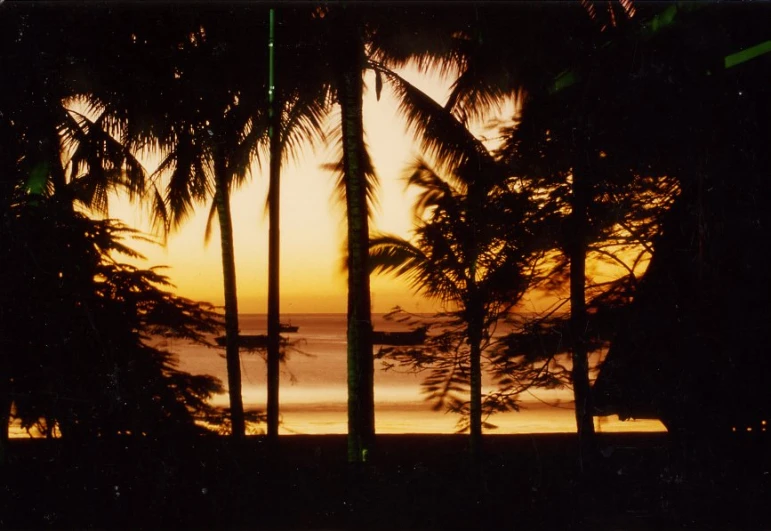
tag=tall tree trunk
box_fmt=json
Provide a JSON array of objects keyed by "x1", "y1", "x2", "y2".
[
  {"x1": 570, "y1": 161, "x2": 596, "y2": 471},
  {"x1": 266, "y1": 6, "x2": 281, "y2": 441},
  {"x1": 468, "y1": 307, "x2": 483, "y2": 461},
  {"x1": 467, "y1": 189, "x2": 484, "y2": 461},
  {"x1": 339, "y1": 29, "x2": 375, "y2": 464},
  {"x1": 214, "y1": 154, "x2": 246, "y2": 439}
]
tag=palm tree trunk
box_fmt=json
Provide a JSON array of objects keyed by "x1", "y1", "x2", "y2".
[
  {"x1": 570, "y1": 162, "x2": 596, "y2": 471},
  {"x1": 339, "y1": 33, "x2": 375, "y2": 464},
  {"x1": 467, "y1": 194, "x2": 484, "y2": 461},
  {"x1": 468, "y1": 313, "x2": 483, "y2": 461},
  {"x1": 214, "y1": 154, "x2": 246, "y2": 439},
  {"x1": 266, "y1": 6, "x2": 281, "y2": 441}
]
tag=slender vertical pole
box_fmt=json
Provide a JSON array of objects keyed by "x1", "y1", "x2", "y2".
[
  {"x1": 570, "y1": 159, "x2": 596, "y2": 472},
  {"x1": 266, "y1": 7, "x2": 281, "y2": 440}
]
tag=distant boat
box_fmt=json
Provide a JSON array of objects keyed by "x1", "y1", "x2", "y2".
[
  {"x1": 215, "y1": 334, "x2": 288, "y2": 350},
  {"x1": 371, "y1": 326, "x2": 428, "y2": 346},
  {"x1": 280, "y1": 322, "x2": 299, "y2": 333}
]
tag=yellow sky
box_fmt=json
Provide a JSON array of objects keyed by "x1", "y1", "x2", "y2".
[
  {"x1": 109, "y1": 67, "x2": 460, "y2": 313},
  {"x1": 107, "y1": 65, "x2": 644, "y2": 315}
]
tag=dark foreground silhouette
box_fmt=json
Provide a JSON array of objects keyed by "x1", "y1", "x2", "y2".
[{"x1": 1, "y1": 432, "x2": 769, "y2": 529}]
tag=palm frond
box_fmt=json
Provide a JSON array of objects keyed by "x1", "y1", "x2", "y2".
[
  {"x1": 148, "y1": 185, "x2": 169, "y2": 240},
  {"x1": 150, "y1": 132, "x2": 213, "y2": 233},
  {"x1": 366, "y1": 6, "x2": 468, "y2": 79},
  {"x1": 372, "y1": 62, "x2": 499, "y2": 179},
  {"x1": 220, "y1": 102, "x2": 263, "y2": 191},
  {"x1": 228, "y1": 119, "x2": 262, "y2": 185},
  {"x1": 370, "y1": 233, "x2": 463, "y2": 306},
  {"x1": 61, "y1": 108, "x2": 148, "y2": 215},
  {"x1": 203, "y1": 199, "x2": 218, "y2": 247},
  {"x1": 445, "y1": 69, "x2": 512, "y2": 126},
  {"x1": 369, "y1": 234, "x2": 424, "y2": 276},
  {"x1": 402, "y1": 157, "x2": 462, "y2": 219},
  {"x1": 322, "y1": 116, "x2": 379, "y2": 217},
  {"x1": 279, "y1": 88, "x2": 332, "y2": 165}
]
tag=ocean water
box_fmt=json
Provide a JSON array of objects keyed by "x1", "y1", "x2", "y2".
[{"x1": 169, "y1": 313, "x2": 664, "y2": 435}]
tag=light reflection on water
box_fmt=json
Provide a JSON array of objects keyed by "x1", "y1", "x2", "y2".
[
  {"x1": 175, "y1": 313, "x2": 665, "y2": 435},
  {"x1": 6, "y1": 314, "x2": 663, "y2": 438}
]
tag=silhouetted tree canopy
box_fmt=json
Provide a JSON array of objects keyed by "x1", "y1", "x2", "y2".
[
  {"x1": 3, "y1": 0, "x2": 771, "y2": 449},
  {"x1": 0, "y1": 3, "x2": 237, "y2": 440},
  {"x1": 1, "y1": 197, "x2": 225, "y2": 439},
  {"x1": 548, "y1": 3, "x2": 771, "y2": 434},
  {"x1": 592, "y1": 8, "x2": 771, "y2": 432}
]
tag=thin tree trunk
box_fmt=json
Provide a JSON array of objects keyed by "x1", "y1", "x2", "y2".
[
  {"x1": 214, "y1": 155, "x2": 246, "y2": 439},
  {"x1": 339, "y1": 32, "x2": 375, "y2": 464},
  {"x1": 266, "y1": 6, "x2": 281, "y2": 441},
  {"x1": 570, "y1": 161, "x2": 596, "y2": 471},
  {"x1": 468, "y1": 313, "x2": 483, "y2": 461},
  {"x1": 467, "y1": 189, "x2": 484, "y2": 461}
]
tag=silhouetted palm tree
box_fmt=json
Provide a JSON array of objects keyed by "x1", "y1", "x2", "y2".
[
  {"x1": 329, "y1": 6, "x2": 528, "y2": 460},
  {"x1": 290, "y1": 5, "x2": 424, "y2": 462},
  {"x1": 0, "y1": 5, "x2": 231, "y2": 449},
  {"x1": 327, "y1": 6, "x2": 499, "y2": 461},
  {"x1": 370, "y1": 119, "x2": 541, "y2": 458},
  {"x1": 0, "y1": 4, "x2": 156, "y2": 448},
  {"x1": 143, "y1": 15, "x2": 272, "y2": 439},
  {"x1": 390, "y1": 2, "x2": 656, "y2": 468},
  {"x1": 493, "y1": 3, "x2": 697, "y2": 467},
  {"x1": 273, "y1": 5, "x2": 453, "y2": 461},
  {"x1": 141, "y1": 8, "x2": 331, "y2": 438},
  {"x1": 324, "y1": 7, "x2": 378, "y2": 462}
]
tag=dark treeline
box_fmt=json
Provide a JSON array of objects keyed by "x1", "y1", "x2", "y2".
[{"x1": 1, "y1": 1, "x2": 770, "y2": 528}]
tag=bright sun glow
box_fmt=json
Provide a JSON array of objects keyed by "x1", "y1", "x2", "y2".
[
  {"x1": 107, "y1": 65, "x2": 490, "y2": 313},
  {"x1": 107, "y1": 64, "x2": 642, "y2": 315}
]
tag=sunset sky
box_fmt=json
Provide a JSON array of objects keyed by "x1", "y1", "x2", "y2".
[
  {"x1": 107, "y1": 64, "x2": 634, "y2": 315},
  {"x1": 107, "y1": 66, "x2": 510, "y2": 314}
]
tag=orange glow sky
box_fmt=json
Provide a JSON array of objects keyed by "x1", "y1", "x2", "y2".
[
  {"x1": 108, "y1": 67, "x2": 486, "y2": 313},
  {"x1": 108, "y1": 66, "x2": 640, "y2": 314}
]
